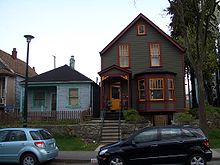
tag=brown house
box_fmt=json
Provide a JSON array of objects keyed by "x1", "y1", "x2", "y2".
[
  {"x1": 0, "y1": 48, "x2": 37, "y2": 110},
  {"x1": 99, "y1": 13, "x2": 185, "y2": 125}
]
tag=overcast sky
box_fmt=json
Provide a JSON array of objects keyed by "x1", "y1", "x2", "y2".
[{"x1": 0, "y1": 0, "x2": 170, "y2": 82}]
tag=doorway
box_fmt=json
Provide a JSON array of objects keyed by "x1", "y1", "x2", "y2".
[{"x1": 110, "y1": 82, "x2": 121, "y2": 110}]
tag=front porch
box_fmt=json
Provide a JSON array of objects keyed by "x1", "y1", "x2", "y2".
[{"x1": 99, "y1": 65, "x2": 131, "y2": 113}]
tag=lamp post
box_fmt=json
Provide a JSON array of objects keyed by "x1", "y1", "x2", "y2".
[{"x1": 23, "y1": 35, "x2": 34, "y2": 128}]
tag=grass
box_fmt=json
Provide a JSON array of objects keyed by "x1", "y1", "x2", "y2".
[
  {"x1": 55, "y1": 135, "x2": 99, "y2": 151},
  {"x1": 208, "y1": 128, "x2": 220, "y2": 148}
]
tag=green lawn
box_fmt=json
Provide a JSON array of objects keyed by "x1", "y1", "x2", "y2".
[
  {"x1": 55, "y1": 135, "x2": 99, "y2": 151},
  {"x1": 208, "y1": 128, "x2": 220, "y2": 148}
]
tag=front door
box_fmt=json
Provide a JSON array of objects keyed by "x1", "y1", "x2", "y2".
[
  {"x1": 110, "y1": 83, "x2": 121, "y2": 110},
  {"x1": 51, "y1": 93, "x2": 57, "y2": 111}
]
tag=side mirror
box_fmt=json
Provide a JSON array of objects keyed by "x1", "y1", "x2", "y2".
[{"x1": 131, "y1": 140, "x2": 136, "y2": 146}]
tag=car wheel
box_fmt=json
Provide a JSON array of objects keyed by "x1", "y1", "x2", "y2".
[
  {"x1": 188, "y1": 154, "x2": 206, "y2": 165},
  {"x1": 108, "y1": 155, "x2": 125, "y2": 165},
  {"x1": 21, "y1": 153, "x2": 38, "y2": 165}
]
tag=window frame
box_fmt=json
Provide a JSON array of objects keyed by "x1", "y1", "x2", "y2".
[
  {"x1": 149, "y1": 43, "x2": 161, "y2": 67},
  {"x1": 137, "y1": 24, "x2": 146, "y2": 35},
  {"x1": 69, "y1": 88, "x2": 79, "y2": 107},
  {"x1": 118, "y1": 44, "x2": 130, "y2": 68},
  {"x1": 138, "y1": 79, "x2": 145, "y2": 101},
  {"x1": 149, "y1": 78, "x2": 164, "y2": 101},
  {"x1": 168, "y1": 79, "x2": 175, "y2": 100},
  {"x1": 33, "y1": 90, "x2": 45, "y2": 107}
]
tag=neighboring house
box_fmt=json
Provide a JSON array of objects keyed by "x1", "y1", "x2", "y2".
[
  {"x1": 99, "y1": 13, "x2": 185, "y2": 125},
  {"x1": 20, "y1": 56, "x2": 100, "y2": 117},
  {"x1": 0, "y1": 48, "x2": 37, "y2": 111}
]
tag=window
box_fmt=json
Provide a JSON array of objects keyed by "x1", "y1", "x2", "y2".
[
  {"x1": 168, "y1": 79, "x2": 174, "y2": 100},
  {"x1": 33, "y1": 90, "x2": 45, "y2": 107},
  {"x1": 150, "y1": 43, "x2": 161, "y2": 66},
  {"x1": 134, "y1": 129, "x2": 158, "y2": 143},
  {"x1": 69, "y1": 88, "x2": 79, "y2": 106},
  {"x1": 9, "y1": 131, "x2": 27, "y2": 141},
  {"x1": 137, "y1": 24, "x2": 146, "y2": 35},
  {"x1": 119, "y1": 44, "x2": 129, "y2": 67},
  {"x1": 0, "y1": 130, "x2": 9, "y2": 142},
  {"x1": 138, "y1": 79, "x2": 145, "y2": 100},
  {"x1": 149, "y1": 78, "x2": 164, "y2": 100},
  {"x1": 161, "y1": 128, "x2": 181, "y2": 140}
]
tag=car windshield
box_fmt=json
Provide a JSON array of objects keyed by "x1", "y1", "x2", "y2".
[{"x1": 30, "y1": 130, "x2": 53, "y2": 140}]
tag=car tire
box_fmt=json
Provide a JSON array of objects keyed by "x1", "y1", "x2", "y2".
[
  {"x1": 108, "y1": 155, "x2": 126, "y2": 165},
  {"x1": 21, "y1": 153, "x2": 39, "y2": 165},
  {"x1": 188, "y1": 154, "x2": 207, "y2": 165}
]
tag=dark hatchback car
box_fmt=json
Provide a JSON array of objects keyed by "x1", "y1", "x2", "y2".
[{"x1": 97, "y1": 125, "x2": 212, "y2": 165}]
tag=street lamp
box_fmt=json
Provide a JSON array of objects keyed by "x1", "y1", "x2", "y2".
[{"x1": 23, "y1": 35, "x2": 34, "y2": 128}]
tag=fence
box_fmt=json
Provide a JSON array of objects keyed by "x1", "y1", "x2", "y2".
[{"x1": 0, "y1": 108, "x2": 92, "y2": 124}]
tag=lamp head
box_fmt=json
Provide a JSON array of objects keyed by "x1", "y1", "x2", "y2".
[{"x1": 24, "y1": 35, "x2": 34, "y2": 43}]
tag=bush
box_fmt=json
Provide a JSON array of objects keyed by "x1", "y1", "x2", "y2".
[
  {"x1": 123, "y1": 109, "x2": 143, "y2": 123},
  {"x1": 174, "y1": 112, "x2": 194, "y2": 124}
]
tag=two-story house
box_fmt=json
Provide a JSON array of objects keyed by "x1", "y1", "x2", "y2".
[
  {"x1": 99, "y1": 13, "x2": 185, "y2": 125},
  {"x1": 0, "y1": 48, "x2": 37, "y2": 111}
]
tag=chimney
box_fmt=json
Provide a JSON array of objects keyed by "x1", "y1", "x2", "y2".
[
  {"x1": 12, "y1": 48, "x2": 17, "y2": 59},
  {"x1": 70, "y1": 56, "x2": 75, "y2": 70}
]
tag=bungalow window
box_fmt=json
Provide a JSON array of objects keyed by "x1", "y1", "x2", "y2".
[
  {"x1": 33, "y1": 90, "x2": 45, "y2": 107},
  {"x1": 149, "y1": 78, "x2": 164, "y2": 100},
  {"x1": 168, "y1": 79, "x2": 174, "y2": 100},
  {"x1": 150, "y1": 43, "x2": 161, "y2": 67},
  {"x1": 137, "y1": 24, "x2": 146, "y2": 35},
  {"x1": 138, "y1": 79, "x2": 145, "y2": 100},
  {"x1": 69, "y1": 88, "x2": 79, "y2": 106},
  {"x1": 119, "y1": 44, "x2": 129, "y2": 67}
]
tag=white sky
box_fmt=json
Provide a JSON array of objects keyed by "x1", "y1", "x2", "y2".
[{"x1": 0, "y1": 0, "x2": 171, "y2": 82}]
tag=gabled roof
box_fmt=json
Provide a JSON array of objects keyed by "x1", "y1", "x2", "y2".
[
  {"x1": 98, "y1": 64, "x2": 132, "y2": 76},
  {"x1": 28, "y1": 65, "x2": 93, "y2": 83},
  {"x1": 100, "y1": 13, "x2": 185, "y2": 55},
  {"x1": 0, "y1": 49, "x2": 37, "y2": 77}
]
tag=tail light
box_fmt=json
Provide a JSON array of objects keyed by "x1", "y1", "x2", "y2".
[
  {"x1": 203, "y1": 139, "x2": 210, "y2": 148},
  {"x1": 34, "y1": 141, "x2": 45, "y2": 148}
]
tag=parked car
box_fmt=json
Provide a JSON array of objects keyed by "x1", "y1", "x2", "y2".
[
  {"x1": 0, "y1": 127, "x2": 59, "y2": 165},
  {"x1": 97, "y1": 125, "x2": 212, "y2": 165}
]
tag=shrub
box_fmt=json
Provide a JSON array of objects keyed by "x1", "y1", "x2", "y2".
[
  {"x1": 123, "y1": 109, "x2": 143, "y2": 123},
  {"x1": 174, "y1": 112, "x2": 194, "y2": 124}
]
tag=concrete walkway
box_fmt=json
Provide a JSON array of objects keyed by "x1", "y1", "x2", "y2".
[{"x1": 54, "y1": 148, "x2": 220, "y2": 164}]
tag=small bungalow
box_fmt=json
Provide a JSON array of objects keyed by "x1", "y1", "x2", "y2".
[
  {"x1": 99, "y1": 13, "x2": 185, "y2": 125},
  {"x1": 20, "y1": 56, "x2": 100, "y2": 118}
]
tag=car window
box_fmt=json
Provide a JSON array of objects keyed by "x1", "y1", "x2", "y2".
[
  {"x1": 8, "y1": 130, "x2": 27, "y2": 141},
  {"x1": 161, "y1": 128, "x2": 181, "y2": 140},
  {"x1": 30, "y1": 129, "x2": 53, "y2": 140},
  {"x1": 134, "y1": 129, "x2": 158, "y2": 143},
  {"x1": 182, "y1": 129, "x2": 196, "y2": 138},
  {"x1": 0, "y1": 130, "x2": 9, "y2": 142},
  {"x1": 185, "y1": 127, "x2": 205, "y2": 138}
]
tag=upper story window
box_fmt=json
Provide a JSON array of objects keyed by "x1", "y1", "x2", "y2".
[
  {"x1": 69, "y1": 88, "x2": 79, "y2": 106},
  {"x1": 149, "y1": 78, "x2": 164, "y2": 100},
  {"x1": 150, "y1": 43, "x2": 161, "y2": 67},
  {"x1": 137, "y1": 24, "x2": 146, "y2": 35},
  {"x1": 168, "y1": 79, "x2": 175, "y2": 100},
  {"x1": 119, "y1": 44, "x2": 130, "y2": 68},
  {"x1": 33, "y1": 90, "x2": 45, "y2": 107},
  {"x1": 138, "y1": 79, "x2": 145, "y2": 101}
]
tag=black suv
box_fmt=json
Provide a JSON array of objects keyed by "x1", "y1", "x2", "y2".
[{"x1": 97, "y1": 125, "x2": 212, "y2": 165}]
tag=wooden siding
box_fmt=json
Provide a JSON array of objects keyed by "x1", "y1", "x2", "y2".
[
  {"x1": 101, "y1": 18, "x2": 185, "y2": 111},
  {"x1": 57, "y1": 83, "x2": 91, "y2": 111}
]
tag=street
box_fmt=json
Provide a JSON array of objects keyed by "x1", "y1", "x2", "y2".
[{"x1": 46, "y1": 160, "x2": 220, "y2": 165}]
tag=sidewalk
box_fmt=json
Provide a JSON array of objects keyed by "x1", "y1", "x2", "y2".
[{"x1": 54, "y1": 148, "x2": 220, "y2": 163}]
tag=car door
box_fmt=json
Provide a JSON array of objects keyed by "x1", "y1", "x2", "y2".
[
  {"x1": 156, "y1": 127, "x2": 186, "y2": 163},
  {"x1": 3, "y1": 130, "x2": 27, "y2": 162},
  {"x1": 122, "y1": 128, "x2": 159, "y2": 164},
  {"x1": 0, "y1": 130, "x2": 10, "y2": 162}
]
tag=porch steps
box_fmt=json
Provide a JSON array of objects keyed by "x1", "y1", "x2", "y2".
[
  {"x1": 100, "y1": 119, "x2": 124, "y2": 144},
  {"x1": 104, "y1": 111, "x2": 124, "y2": 120}
]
